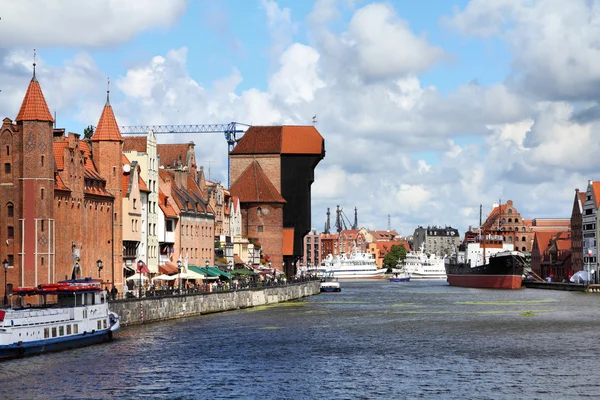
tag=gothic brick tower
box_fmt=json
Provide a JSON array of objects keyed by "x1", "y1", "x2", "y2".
[
  {"x1": 14, "y1": 67, "x2": 56, "y2": 286},
  {"x1": 90, "y1": 90, "x2": 124, "y2": 288}
]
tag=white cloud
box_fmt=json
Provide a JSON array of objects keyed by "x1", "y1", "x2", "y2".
[
  {"x1": 447, "y1": 0, "x2": 600, "y2": 101},
  {"x1": 268, "y1": 44, "x2": 325, "y2": 105},
  {"x1": 0, "y1": 0, "x2": 188, "y2": 47},
  {"x1": 346, "y1": 3, "x2": 445, "y2": 81}
]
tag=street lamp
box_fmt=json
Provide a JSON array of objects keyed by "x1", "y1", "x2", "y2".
[
  {"x1": 96, "y1": 259, "x2": 103, "y2": 278},
  {"x1": 137, "y1": 260, "x2": 143, "y2": 298},
  {"x1": 3, "y1": 259, "x2": 8, "y2": 306},
  {"x1": 177, "y1": 259, "x2": 182, "y2": 294}
]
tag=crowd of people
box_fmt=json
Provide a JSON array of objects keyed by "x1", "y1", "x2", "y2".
[{"x1": 107, "y1": 272, "x2": 318, "y2": 300}]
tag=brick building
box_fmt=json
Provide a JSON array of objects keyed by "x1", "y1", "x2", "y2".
[
  {"x1": 0, "y1": 72, "x2": 122, "y2": 291},
  {"x1": 482, "y1": 200, "x2": 533, "y2": 253},
  {"x1": 302, "y1": 228, "x2": 321, "y2": 267},
  {"x1": 531, "y1": 231, "x2": 572, "y2": 281},
  {"x1": 229, "y1": 126, "x2": 325, "y2": 277}
]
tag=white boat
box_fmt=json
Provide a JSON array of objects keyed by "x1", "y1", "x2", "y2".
[
  {"x1": 320, "y1": 276, "x2": 341, "y2": 292},
  {"x1": 314, "y1": 250, "x2": 386, "y2": 280},
  {"x1": 0, "y1": 277, "x2": 120, "y2": 359},
  {"x1": 395, "y1": 245, "x2": 447, "y2": 280}
]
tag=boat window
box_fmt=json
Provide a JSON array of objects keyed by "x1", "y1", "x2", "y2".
[
  {"x1": 59, "y1": 326, "x2": 64, "y2": 336},
  {"x1": 104, "y1": 320, "x2": 108, "y2": 329},
  {"x1": 67, "y1": 325, "x2": 72, "y2": 335},
  {"x1": 52, "y1": 327, "x2": 57, "y2": 337},
  {"x1": 74, "y1": 324, "x2": 79, "y2": 334},
  {"x1": 44, "y1": 328, "x2": 49, "y2": 338},
  {"x1": 97, "y1": 320, "x2": 102, "y2": 330}
]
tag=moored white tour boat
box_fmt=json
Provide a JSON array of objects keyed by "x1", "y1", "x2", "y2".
[
  {"x1": 0, "y1": 277, "x2": 120, "y2": 359},
  {"x1": 395, "y1": 248, "x2": 447, "y2": 280},
  {"x1": 314, "y1": 251, "x2": 386, "y2": 280}
]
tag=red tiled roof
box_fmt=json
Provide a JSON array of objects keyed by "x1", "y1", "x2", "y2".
[
  {"x1": 122, "y1": 173, "x2": 131, "y2": 195},
  {"x1": 283, "y1": 228, "x2": 295, "y2": 256},
  {"x1": 53, "y1": 141, "x2": 67, "y2": 170},
  {"x1": 123, "y1": 137, "x2": 147, "y2": 152},
  {"x1": 139, "y1": 176, "x2": 150, "y2": 192},
  {"x1": 157, "y1": 144, "x2": 191, "y2": 168},
  {"x1": 592, "y1": 182, "x2": 600, "y2": 208},
  {"x1": 229, "y1": 161, "x2": 285, "y2": 203},
  {"x1": 54, "y1": 172, "x2": 70, "y2": 191},
  {"x1": 230, "y1": 126, "x2": 324, "y2": 155},
  {"x1": 158, "y1": 190, "x2": 178, "y2": 218},
  {"x1": 15, "y1": 77, "x2": 54, "y2": 122},
  {"x1": 281, "y1": 126, "x2": 324, "y2": 154},
  {"x1": 92, "y1": 102, "x2": 123, "y2": 142},
  {"x1": 533, "y1": 231, "x2": 558, "y2": 252},
  {"x1": 579, "y1": 192, "x2": 586, "y2": 208},
  {"x1": 78, "y1": 141, "x2": 97, "y2": 171}
]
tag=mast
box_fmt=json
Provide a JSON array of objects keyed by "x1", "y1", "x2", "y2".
[
  {"x1": 352, "y1": 207, "x2": 358, "y2": 230},
  {"x1": 324, "y1": 208, "x2": 331, "y2": 234}
]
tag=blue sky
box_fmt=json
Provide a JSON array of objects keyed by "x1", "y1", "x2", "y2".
[{"x1": 1, "y1": 0, "x2": 598, "y2": 235}]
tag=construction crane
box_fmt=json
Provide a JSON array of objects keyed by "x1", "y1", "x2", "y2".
[{"x1": 119, "y1": 122, "x2": 251, "y2": 186}]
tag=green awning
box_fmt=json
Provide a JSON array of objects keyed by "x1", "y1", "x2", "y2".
[
  {"x1": 231, "y1": 268, "x2": 256, "y2": 276},
  {"x1": 189, "y1": 266, "x2": 231, "y2": 279}
]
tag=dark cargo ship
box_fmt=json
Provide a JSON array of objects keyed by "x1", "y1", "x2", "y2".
[{"x1": 445, "y1": 233, "x2": 526, "y2": 289}]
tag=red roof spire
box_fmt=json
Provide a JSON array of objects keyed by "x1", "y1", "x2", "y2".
[
  {"x1": 91, "y1": 81, "x2": 123, "y2": 142},
  {"x1": 15, "y1": 51, "x2": 54, "y2": 123}
]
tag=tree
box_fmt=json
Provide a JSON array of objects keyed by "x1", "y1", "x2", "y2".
[
  {"x1": 83, "y1": 125, "x2": 94, "y2": 139},
  {"x1": 383, "y1": 244, "x2": 408, "y2": 272}
]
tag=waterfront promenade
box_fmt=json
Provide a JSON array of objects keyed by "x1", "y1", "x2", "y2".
[{"x1": 109, "y1": 277, "x2": 320, "y2": 326}]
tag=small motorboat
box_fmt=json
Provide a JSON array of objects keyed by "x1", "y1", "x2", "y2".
[
  {"x1": 389, "y1": 271, "x2": 411, "y2": 282},
  {"x1": 320, "y1": 278, "x2": 341, "y2": 292}
]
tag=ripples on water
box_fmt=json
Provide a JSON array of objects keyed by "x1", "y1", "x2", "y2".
[{"x1": 2, "y1": 280, "x2": 600, "y2": 399}]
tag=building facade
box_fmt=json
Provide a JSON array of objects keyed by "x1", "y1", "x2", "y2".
[{"x1": 412, "y1": 226, "x2": 460, "y2": 256}]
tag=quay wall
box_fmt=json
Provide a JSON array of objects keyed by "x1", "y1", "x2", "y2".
[
  {"x1": 522, "y1": 281, "x2": 600, "y2": 293},
  {"x1": 110, "y1": 281, "x2": 320, "y2": 327}
]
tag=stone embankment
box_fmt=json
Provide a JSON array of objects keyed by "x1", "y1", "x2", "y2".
[
  {"x1": 110, "y1": 280, "x2": 320, "y2": 327},
  {"x1": 522, "y1": 281, "x2": 600, "y2": 293}
]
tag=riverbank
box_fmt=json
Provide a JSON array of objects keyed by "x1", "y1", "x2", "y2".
[{"x1": 109, "y1": 280, "x2": 320, "y2": 326}]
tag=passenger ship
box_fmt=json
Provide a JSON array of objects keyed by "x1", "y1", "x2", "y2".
[
  {"x1": 0, "y1": 277, "x2": 120, "y2": 359},
  {"x1": 315, "y1": 251, "x2": 386, "y2": 280},
  {"x1": 395, "y1": 245, "x2": 447, "y2": 279}
]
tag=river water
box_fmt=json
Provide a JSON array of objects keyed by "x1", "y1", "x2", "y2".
[{"x1": 2, "y1": 280, "x2": 600, "y2": 399}]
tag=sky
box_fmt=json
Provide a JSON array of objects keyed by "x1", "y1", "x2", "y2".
[{"x1": 1, "y1": 0, "x2": 599, "y2": 237}]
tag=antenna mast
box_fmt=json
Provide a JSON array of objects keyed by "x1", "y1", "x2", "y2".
[
  {"x1": 324, "y1": 208, "x2": 331, "y2": 234},
  {"x1": 352, "y1": 207, "x2": 358, "y2": 230}
]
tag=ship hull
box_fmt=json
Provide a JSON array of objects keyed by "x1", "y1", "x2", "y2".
[
  {"x1": 0, "y1": 329, "x2": 114, "y2": 360},
  {"x1": 445, "y1": 253, "x2": 524, "y2": 290}
]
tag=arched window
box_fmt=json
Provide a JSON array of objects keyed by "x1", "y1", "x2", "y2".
[
  {"x1": 508, "y1": 236, "x2": 513, "y2": 242},
  {"x1": 5, "y1": 145, "x2": 9, "y2": 156},
  {"x1": 41, "y1": 188, "x2": 44, "y2": 199},
  {"x1": 501, "y1": 218, "x2": 506, "y2": 224},
  {"x1": 521, "y1": 247, "x2": 526, "y2": 252},
  {"x1": 522, "y1": 227, "x2": 526, "y2": 232},
  {"x1": 7, "y1": 203, "x2": 13, "y2": 217},
  {"x1": 522, "y1": 236, "x2": 526, "y2": 242},
  {"x1": 508, "y1": 209, "x2": 513, "y2": 214},
  {"x1": 515, "y1": 218, "x2": 519, "y2": 223},
  {"x1": 257, "y1": 207, "x2": 262, "y2": 215},
  {"x1": 508, "y1": 218, "x2": 512, "y2": 223},
  {"x1": 515, "y1": 237, "x2": 519, "y2": 242},
  {"x1": 41, "y1": 155, "x2": 44, "y2": 167}
]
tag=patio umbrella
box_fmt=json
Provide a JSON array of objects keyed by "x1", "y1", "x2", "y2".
[{"x1": 151, "y1": 274, "x2": 177, "y2": 282}]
